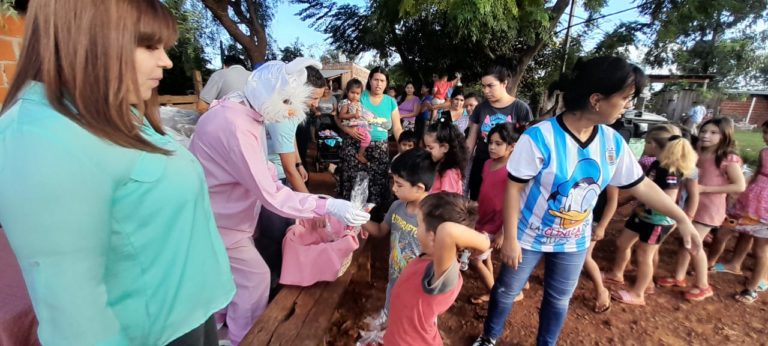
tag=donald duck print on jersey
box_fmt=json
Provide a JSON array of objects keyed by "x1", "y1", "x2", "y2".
[{"x1": 507, "y1": 116, "x2": 644, "y2": 252}]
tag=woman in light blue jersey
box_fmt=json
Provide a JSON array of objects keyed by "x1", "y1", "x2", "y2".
[
  {"x1": 472, "y1": 57, "x2": 703, "y2": 346},
  {"x1": 0, "y1": 1, "x2": 234, "y2": 345}
]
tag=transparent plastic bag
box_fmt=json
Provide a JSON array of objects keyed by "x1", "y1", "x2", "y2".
[
  {"x1": 159, "y1": 106, "x2": 198, "y2": 138},
  {"x1": 348, "y1": 172, "x2": 374, "y2": 237},
  {"x1": 350, "y1": 172, "x2": 369, "y2": 208},
  {"x1": 355, "y1": 329, "x2": 385, "y2": 346}
]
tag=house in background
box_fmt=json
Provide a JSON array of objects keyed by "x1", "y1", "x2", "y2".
[
  {"x1": 720, "y1": 90, "x2": 768, "y2": 127},
  {"x1": 321, "y1": 62, "x2": 369, "y2": 97}
]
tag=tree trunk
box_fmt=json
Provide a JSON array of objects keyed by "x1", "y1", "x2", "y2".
[
  {"x1": 201, "y1": 0, "x2": 266, "y2": 64},
  {"x1": 507, "y1": 0, "x2": 571, "y2": 96}
]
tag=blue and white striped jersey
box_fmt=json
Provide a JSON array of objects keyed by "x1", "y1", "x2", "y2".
[{"x1": 507, "y1": 116, "x2": 644, "y2": 252}]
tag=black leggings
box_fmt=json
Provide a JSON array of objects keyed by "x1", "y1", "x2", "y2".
[{"x1": 467, "y1": 142, "x2": 490, "y2": 200}]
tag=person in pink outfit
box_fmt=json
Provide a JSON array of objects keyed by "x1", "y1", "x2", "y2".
[
  {"x1": 722, "y1": 120, "x2": 768, "y2": 303},
  {"x1": 189, "y1": 58, "x2": 370, "y2": 346},
  {"x1": 657, "y1": 117, "x2": 746, "y2": 302},
  {"x1": 424, "y1": 116, "x2": 469, "y2": 194}
]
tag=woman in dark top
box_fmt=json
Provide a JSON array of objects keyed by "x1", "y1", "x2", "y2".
[{"x1": 465, "y1": 66, "x2": 533, "y2": 200}]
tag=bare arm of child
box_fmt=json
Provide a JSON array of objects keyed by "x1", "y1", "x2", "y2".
[
  {"x1": 465, "y1": 123, "x2": 480, "y2": 155},
  {"x1": 593, "y1": 186, "x2": 619, "y2": 241},
  {"x1": 449, "y1": 74, "x2": 461, "y2": 86},
  {"x1": 431, "y1": 222, "x2": 490, "y2": 285},
  {"x1": 700, "y1": 163, "x2": 746, "y2": 194},
  {"x1": 682, "y1": 178, "x2": 699, "y2": 219},
  {"x1": 339, "y1": 103, "x2": 356, "y2": 120},
  {"x1": 362, "y1": 220, "x2": 390, "y2": 238}
]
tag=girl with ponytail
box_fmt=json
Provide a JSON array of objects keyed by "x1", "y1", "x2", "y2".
[
  {"x1": 609, "y1": 124, "x2": 698, "y2": 306},
  {"x1": 424, "y1": 115, "x2": 470, "y2": 194}
]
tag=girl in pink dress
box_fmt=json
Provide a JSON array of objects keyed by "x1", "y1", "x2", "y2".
[
  {"x1": 424, "y1": 116, "x2": 469, "y2": 194},
  {"x1": 658, "y1": 117, "x2": 746, "y2": 301},
  {"x1": 728, "y1": 120, "x2": 768, "y2": 303}
]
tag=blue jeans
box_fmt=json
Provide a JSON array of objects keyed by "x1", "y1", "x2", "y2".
[{"x1": 483, "y1": 248, "x2": 588, "y2": 345}]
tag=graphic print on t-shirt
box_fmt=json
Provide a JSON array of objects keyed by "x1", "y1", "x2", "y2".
[
  {"x1": 480, "y1": 113, "x2": 512, "y2": 139},
  {"x1": 547, "y1": 158, "x2": 602, "y2": 230},
  {"x1": 507, "y1": 116, "x2": 644, "y2": 252}
]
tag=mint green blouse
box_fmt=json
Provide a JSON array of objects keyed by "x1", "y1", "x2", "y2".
[{"x1": 0, "y1": 82, "x2": 235, "y2": 345}]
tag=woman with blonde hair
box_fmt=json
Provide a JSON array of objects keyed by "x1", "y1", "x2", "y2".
[
  {"x1": 608, "y1": 124, "x2": 698, "y2": 306},
  {"x1": 0, "y1": 1, "x2": 234, "y2": 344}
]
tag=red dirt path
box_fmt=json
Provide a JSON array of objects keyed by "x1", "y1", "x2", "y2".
[{"x1": 305, "y1": 169, "x2": 767, "y2": 345}]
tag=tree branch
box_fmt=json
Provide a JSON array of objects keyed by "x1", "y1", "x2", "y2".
[{"x1": 508, "y1": 0, "x2": 571, "y2": 95}]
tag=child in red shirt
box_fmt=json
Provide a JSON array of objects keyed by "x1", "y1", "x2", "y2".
[
  {"x1": 470, "y1": 123, "x2": 520, "y2": 305},
  {"x1": 430, "y1": 72, "x2": 461, "y2": 121},
  {"x1": 384, "y1": 193, "x2": 490, "y2": 346}
]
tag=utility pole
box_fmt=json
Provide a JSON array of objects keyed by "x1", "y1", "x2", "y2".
[{"x1": 561, "y1": 0, "x2": 577, "y2": 73}]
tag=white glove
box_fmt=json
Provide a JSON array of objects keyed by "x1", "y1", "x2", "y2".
[{"x1": 326, "y1": 198, "x2": 370, "y2": 226}]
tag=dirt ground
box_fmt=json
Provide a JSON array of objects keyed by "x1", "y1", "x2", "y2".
[{"x1": 304, "y1": 164, "x2": 768, "y2": 346}]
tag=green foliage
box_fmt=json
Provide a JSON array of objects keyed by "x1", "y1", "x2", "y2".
[
  {"x1": 735, "y1": 130, "x2": 764, "y2": 168},
  {"x1": 293, "y1": 0, "x2": 601, "y2": 94},
  {"x1": 0, "y1": 0, "x2": 17, "y2": 28},
  {"x1": 160, "y1": 0, "x2": 212, "y2": 95},
  {"x1": 280, "y1": 38, "x2": 305, "y2": 62},
  {"x1": 594, "y1": 0, "x2": 768, "y2": 88},
  {"x1": 0, "y1": 0, "x2": 15, "y2": 15}
]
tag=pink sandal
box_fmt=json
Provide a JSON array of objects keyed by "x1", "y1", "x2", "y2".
[
  {"x1": 611, "y1": 289, "x2": 645, "y2": 306},
  {"x1": 656, "y1": 277, "x2": 688, "y2": 288},
  {"x1": 684, "y1": 286, "x2": 713, "y2": 301}
]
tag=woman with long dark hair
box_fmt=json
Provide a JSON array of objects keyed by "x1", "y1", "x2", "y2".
[
  {"x1": 473, "y1": 57, "x2": 703, "y2": 346},
  {"x1": 336, "y1": 67, "x2": 404, "y2": 212},
  {"x1": 465, "y1": 66, "x2": 534, "y2": 200}
]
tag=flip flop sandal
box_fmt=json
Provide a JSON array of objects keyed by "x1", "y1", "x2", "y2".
[
  {"x1": 684, "y1": 286, "x2": 714, "y2": 301},
  {"x1": 757, "y1": 281, "x2": 768, "y2": 292},
  {"x1": 611, "y1": 289, "x2": 645, "y2": 306},
  {"x1": 734, "y1": 289, "x2": 758, "y2": 304},
  {"x1": 514, "y1": 292, "x2": 525, "y2": 302},
  {"x1": 656, "y1": 277, "x2": 688, "y2": 288},
  {"x1": 709, "y1": 263, "x2": 743, "y2": 275}
]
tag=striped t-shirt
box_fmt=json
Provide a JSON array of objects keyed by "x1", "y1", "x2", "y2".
[{"x1": 507, "y1": 116, "x2": 644, "y2": 252}]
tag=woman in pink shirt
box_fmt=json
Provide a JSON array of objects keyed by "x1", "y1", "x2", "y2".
[
  {"x1": 398, "y1": 82, "x2": 422, "y2": 131},
  {"x1": 189, "y1": 58, "x2": 370, "y2": 345},
  {"x1": 424, "y1": 117, "x2": 469, "y2": 194}
]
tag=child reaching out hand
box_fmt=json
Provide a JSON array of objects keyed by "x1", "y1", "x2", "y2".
[{"x1": 384, "y1": 192, "x2": 490, "y2": 345}]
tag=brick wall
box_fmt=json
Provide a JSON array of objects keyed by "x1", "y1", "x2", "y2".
[
  {"x1": 719, "y1": 95, "x2": 768, "y2": 126},
  {"x1": 0, "y1": 15, "x2": 24, "y2": 105}
]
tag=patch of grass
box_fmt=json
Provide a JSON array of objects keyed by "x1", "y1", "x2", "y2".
[{"x1": 734, "y1": 130, "x2": 765, "y2": 168}]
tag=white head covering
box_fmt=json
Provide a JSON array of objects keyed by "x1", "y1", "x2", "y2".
[{"x1": 236, "y1": 57, "x2": 323, "y2": 123}]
